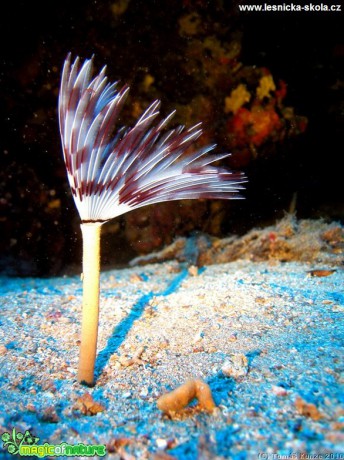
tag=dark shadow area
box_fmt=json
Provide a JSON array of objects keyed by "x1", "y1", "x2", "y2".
[{"x1": 95, "y1": 268, "x2": 189, "y2": 380}]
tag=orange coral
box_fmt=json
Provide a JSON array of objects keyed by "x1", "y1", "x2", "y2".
[
  {"x1": 275, "y1": 80, "x2": 288, "y2": 103},
  {"x1": 250, "y1": 105, "x2": 282, "y2": 145},
  {"x1": 227, "y1": 104, "x2": 282, "y2": 148},
  {"x1": 224, "y1": 84, "x2": 251, "y2": 114},
  {"x1": 256, "y1": 74, "x2": 276, "y2": 100}
]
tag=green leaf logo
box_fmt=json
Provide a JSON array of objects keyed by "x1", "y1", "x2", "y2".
[{"x1": 1, "y1": 428, "x2": 39, "y2": 455}]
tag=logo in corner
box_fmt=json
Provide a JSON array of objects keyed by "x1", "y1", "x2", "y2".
[
  {"x1": 1, "y1": 427, "x2": 107, "y2": 457},
  {"x1": 2, "y1": 428, "x2": 39, "y2": 455}
]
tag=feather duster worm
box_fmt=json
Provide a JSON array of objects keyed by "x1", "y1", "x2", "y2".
[{"x1": 58, "y1": 53, "x2": 246, "y2": 385}]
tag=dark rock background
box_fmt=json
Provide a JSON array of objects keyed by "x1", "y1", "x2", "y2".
[{"x1": 0, "y1": 0, "x2": 343, "y2": 276}]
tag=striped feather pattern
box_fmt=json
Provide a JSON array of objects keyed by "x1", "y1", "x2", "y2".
[{"x1": 58, "y1": 54, "x2": 246, "y2": 222}]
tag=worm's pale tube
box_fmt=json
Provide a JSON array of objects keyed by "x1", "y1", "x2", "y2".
[
  {"x1": 78, "y1": 223, "x2": 101, "y2": 386},
  {"x1": 58, "y1": 53, "x2": 246, "y2": 385}
]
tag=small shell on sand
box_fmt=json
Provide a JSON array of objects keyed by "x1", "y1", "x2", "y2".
[{"x1": 221, "y1": 353, "x2": 248, "y2": 379}]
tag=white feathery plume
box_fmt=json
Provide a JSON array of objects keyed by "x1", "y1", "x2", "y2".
[{"x1": 59, "y1": 53, "x2": 246, "y2": 223}]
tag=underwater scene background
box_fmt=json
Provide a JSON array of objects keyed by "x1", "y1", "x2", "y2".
[
  {"x1": 1, "y1": 3, "x2": 344, "y2": 459},
  {"x1": 0, "y1": 0, "x2": 343, "y2": 276}
]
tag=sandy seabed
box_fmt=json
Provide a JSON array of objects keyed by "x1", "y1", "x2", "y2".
[{"x1": 0, "y1": 227, "x2": 343, "y2": 459}]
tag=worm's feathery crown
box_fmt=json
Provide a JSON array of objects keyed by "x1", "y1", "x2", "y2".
[{"x1": 58, "y1": 54, "x2": 246, "y2": 222}]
